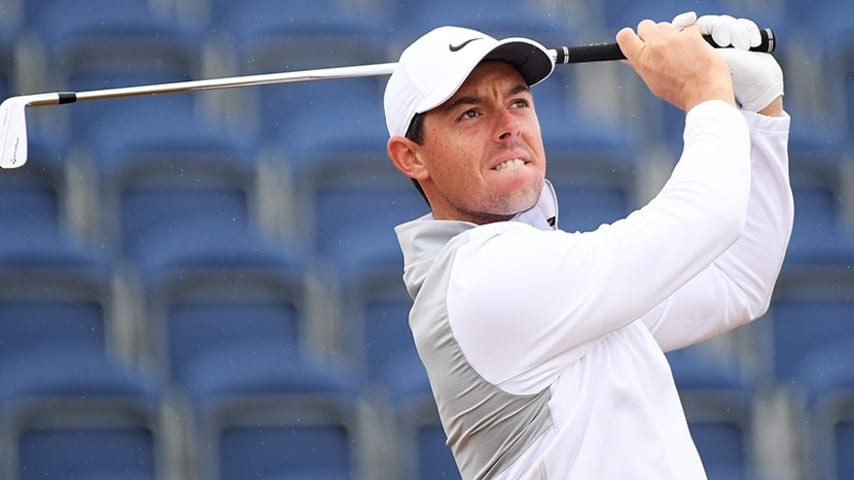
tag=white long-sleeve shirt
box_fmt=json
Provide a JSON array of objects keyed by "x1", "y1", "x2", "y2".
[{"x1": 394, "y1": 100, "x2": 793, "y2": 479}]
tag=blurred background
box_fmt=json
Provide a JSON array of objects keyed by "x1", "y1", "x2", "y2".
[{"x1": 0, "y1": 0, "x2": 850, "y2": 479}]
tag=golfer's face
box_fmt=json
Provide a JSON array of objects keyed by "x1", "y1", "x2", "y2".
[{"x1": 419, "y1": 61, "x2": 546, "y2": 224}]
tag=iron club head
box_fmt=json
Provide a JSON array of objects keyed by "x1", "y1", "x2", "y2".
[
  {"x1": 0, "y1": 93, "x2": 63, "y2": 169},
  {"x1": 0, "y1": 96, "x2": 30, "y2": 169}
]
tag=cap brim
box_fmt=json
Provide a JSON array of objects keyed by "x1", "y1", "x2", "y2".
[
  {"x1": 414, "y1": 37, "x2": 553, "y2": 117},
  {"x1": 485, "y1": 39, "x2": 554, "y2": 86}
]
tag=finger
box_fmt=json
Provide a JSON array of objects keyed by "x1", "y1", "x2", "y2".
[
  {"x1": 695, "y1": 15, "x2": 716, "y2": 36},
  {"x1": 635, "y1": 19, "x2": 659, "y2": 41},
  {"x1": 671, "y1": 11, "x2": 697, "y2": 30},
  {"x1": 616, "y1": 27, "x2": 645, "y2": 61},
  {"x1": 737, "y1": 17, "x2": 762, "y2": 48},
  {"x1": 696, "y1": 15, "x2": 737, "y2": 47},
  {"x1": 681, "y1": 23, "x2": 705, "y2": 40},
  {"x1": 711, "y1": 15, "x2": 735, "y2": 47},
  {"x1": 727, "y1": 16, "x2": 753, "y2": 50}
]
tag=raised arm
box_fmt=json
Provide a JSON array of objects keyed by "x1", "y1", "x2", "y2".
[{"x1": 641, "y1": 13, "x2": 792, "y2": 349}]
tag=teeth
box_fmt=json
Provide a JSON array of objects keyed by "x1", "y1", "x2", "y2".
[{"x1": 494, "y1": 159, "x2": 525, "y2": 171}]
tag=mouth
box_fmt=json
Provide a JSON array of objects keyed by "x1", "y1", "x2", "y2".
[{"x1": 492, "y1": 158, "x2": 528, "y2": 171}]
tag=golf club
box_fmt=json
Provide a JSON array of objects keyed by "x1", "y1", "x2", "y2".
[{"x1": 0, "y1": 29, "x2": 775, "y2": 169}]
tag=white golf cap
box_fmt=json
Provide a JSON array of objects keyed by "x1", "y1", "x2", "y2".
[{"x1": 384, "y1": 26, "x2": 554, "y2": 138}]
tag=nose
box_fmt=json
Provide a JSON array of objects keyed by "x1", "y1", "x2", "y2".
[{"x1": 494, "y1": 107, "x2": 521, "y2": 143}]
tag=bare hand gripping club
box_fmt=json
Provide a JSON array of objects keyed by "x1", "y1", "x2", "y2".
[{"x1": 0, "y1": 28, "x2": 776, "y2": 169}]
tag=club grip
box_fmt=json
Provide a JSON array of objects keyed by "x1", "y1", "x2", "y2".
[{"x1": 554, "y1": 27, "x2": 775, "y2": 64}]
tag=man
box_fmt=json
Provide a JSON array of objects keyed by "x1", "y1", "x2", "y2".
[{"x1": 383, "y1": 11, "x2": 792, "y2": 480}]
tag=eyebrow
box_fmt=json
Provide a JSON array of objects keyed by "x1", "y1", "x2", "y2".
[
  {"x1": 443, "y1": 83, "x2": 531, "y2": 111},
  {"x1": 508, "y1": 84, "x2": 531, "y2": 96}
]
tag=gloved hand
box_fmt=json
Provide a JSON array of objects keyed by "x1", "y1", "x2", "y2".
[{"x1": 671, "y1": 11, "x2": 784, "y2": 112}]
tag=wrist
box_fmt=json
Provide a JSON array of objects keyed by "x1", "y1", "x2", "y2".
[
  {"x1": 683, "y1": 84, "x2": 737, "y2": 112},
  {"x1": 681, "y1": 59, "x2": 737, "y2": 111},
  {"x1": 758, "y1": 96, "x2": 784, "y2": 117}
]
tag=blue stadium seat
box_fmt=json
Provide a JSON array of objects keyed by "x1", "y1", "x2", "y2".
[
  {"x1": 196, "y1": 0, "x2": 390, "y2": 145},
  {"x1": 536, "y1": 71, "x2": 636, "y2": 154},
  {"x1": 787, "y1": 79, "x2": 849, "y2": 153},
  {"x1": 392, "y1": 0, "x2": 578, "y2": 49},
  {"x1": 0, "y1": 1, "x2": 21, "y2": 33},
  {"x1": 549, "y1": 156, "x2": 634, "y2": 232},
  {"x1": 261, "y1": 74, "x2": 385, "y2": 145},
  {"x1": 380, "y1": 352, "x2": 459, "y2": 480},
  {"x1": 338, "y1": 270, "x2": 416, "y2": 384},
  {"x1": 275, "y1": 80, "x2": 423, "y2": 260},
  {"x1": 0, "y1": 221, "x2": 156, "y2": 479},
  {"x1": 816, "y1": 28, "x2": 854, "y2": 142},
  {"x1": 835, "y1": 422, "x2": 854, "y2": 480},
  {"x1": 771, "y1": 298, "x2": 854, "y2": 384},
  {"x1": 0, "y1": 222, "x2": 116, "y2": 367},
  {"x1": 0, "y1": 33, "x2": 14, "y2": 99},
  {"x1": 0, "y1": 137, "x2": 66, "y2": 235},
  {"x1": 666, "y1": 347, "x2": 758, "y2": 479},
  {"x1": 767, "y1": 0, "x2": 852, "y2": 152},
  {"x1": 128, "y1": 218, "x2": 310, "y2": 386},
  {"x1": 781, "y1": 107, "x2": 854, "y2": 268},
  {"x1": 63, "y1": 475, "x2": 155, "y2": 480},
  {"x1": 183, "y1": 339, "x2": 367, "y2": 480},
  {"x1": 551, "y1": 183, "x2": 632, "y2": 233},
  {"x1": 596, "y1": 0, "x2": 727, "y2": 32},
  {"x1": 357, "y1": 283, "x2": 415, "y2": 379},
  {"x1": 271, "y1": 86, "x2": 425, "y2": 378},
  {"x1": 309, "y1": 182, "x2": 424, "y2": 275},
  {"x1": 540, "y1": 74, "x2": 636, "y2": 235},
  {"x1": 784, "y1": 186, "x2": 854, "y2": 266},
  {"x1": 273, "y1": 79, "x2": 387, "y2": 165},
  {"x1": 790, "y1": 338, "x2": 854, "y2": 480},
  {"x1": 25, "y1": 0, "x2": 200, "y2": 87},
  {"x1": 782, "y1": 0, "x2": 854, "y2": 48},
  {"x1": 118, "y1": 218, "x2": 317, "y2": 476},
  {"x1": 262, "y1": 473, "x2": 357, "y2": 480},
  {"x1": 534, "y1": 72, "x2": 639, "y2": 229},
  {"x1": 206, "y1": 0, "x2": 389, "y2": 72},
  {"x1": 0, "y1": 344, "x2": 170, "y2": 480},
  {"x1": 765, "y1": 266, "x2": 854, "y2": 422},
  {"x1": 70, "y1": 95, "x2": 260, "y2": 258},
  {"x1": 0, "y1": 294, "x2": 106, "y2": 364},
  {"x1": 594, "y1": 1, "x2": 790, "y2": 152},
  {"x1": 787, "y1": 119, "x2": 849, "y2": 182},
  {"x1": 17, "y1": 0, "x2": 202, "y2": 148}
]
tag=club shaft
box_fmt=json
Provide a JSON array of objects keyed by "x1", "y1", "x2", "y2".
[
  {"x1": 21, "y1": 28, "x2": 776, "y2": 107},
  {"x1": 26, "y1": 62, "x2": 399, "y2": 107}
]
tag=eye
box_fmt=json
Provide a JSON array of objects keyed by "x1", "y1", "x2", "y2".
[
  {"x1": 510, "y1": 98, "x2": 530, "y2": 109},
  {"x1": 459, "y1": 109, "x2": 479, "y2": 121}
]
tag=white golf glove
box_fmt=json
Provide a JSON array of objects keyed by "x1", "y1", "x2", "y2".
[{"x1": 671, "y1": 11, "x2": 784, "y2": 112}]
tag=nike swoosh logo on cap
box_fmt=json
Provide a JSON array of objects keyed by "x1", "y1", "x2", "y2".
[{"x1": 449, "y1": 37, "x2": 483, "y2": 52}]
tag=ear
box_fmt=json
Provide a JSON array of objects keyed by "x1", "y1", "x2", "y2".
[{"x1": 387, "y1": 136, "x2": 429, "y2": 181}]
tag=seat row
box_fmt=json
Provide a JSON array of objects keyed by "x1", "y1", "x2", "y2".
[
  {"x1": 0, "y1": 214, "x2": 853, "y2": 479},
  {"x1": 2, "y1": 0, "x2": 852, "y2": 151},
  {"x1": 2, "y1": 311, "x2": 853, "y2": 479}
]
